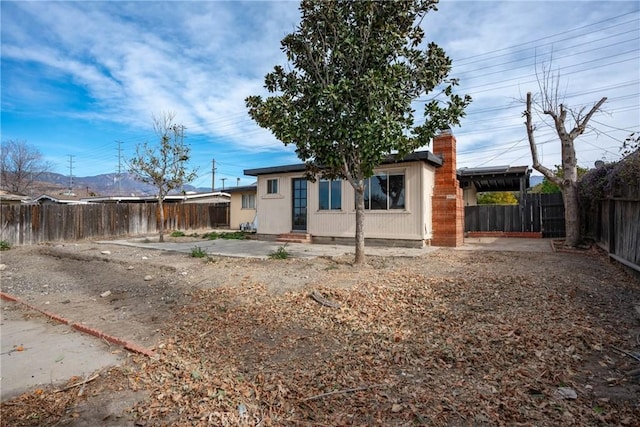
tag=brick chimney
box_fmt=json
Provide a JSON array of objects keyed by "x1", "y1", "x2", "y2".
[{"x1": 431, "y1": 129, "x2": 464, "y2": 247}]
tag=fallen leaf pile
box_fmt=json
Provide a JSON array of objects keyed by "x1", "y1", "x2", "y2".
[{"x1": 2, "y1": 249, "x2": 639, "y2": 426}]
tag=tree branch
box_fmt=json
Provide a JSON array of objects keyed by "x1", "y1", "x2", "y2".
[
  {"x1": 302, "y1": 383, "x2": 386, "y2": 402},
  {"x1": 54, "y1": 371, "x2": 101, "y2": 393},
  {"x1": 525, "y1": 92, "x2": 562, "y2": 185},
  {"x1": 569, "y1": 97, "x2": 607, "y2": 140}
]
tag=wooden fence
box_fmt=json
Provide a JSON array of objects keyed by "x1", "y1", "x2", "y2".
[
  {"x1": 582, "y1": 188, "x2": 640, "y2": 273},
  {"x1": 0, "y1": 202, "x2": 230, "y2": 245},
  {"x1": 465, "y1": 193, "x2": 565, "y2": 237}
]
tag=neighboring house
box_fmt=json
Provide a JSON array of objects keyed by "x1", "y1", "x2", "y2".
[
  {"x1": 224, "y1": 185, "x2": 257, "y2": 230},
  {"x1": 79, "y1": 192, "x2": 231, "y2": 204},
  {"x1": 32, "y1": 193, "x2": 89, "y2": 205},
  {"x1": 244, "y1": 131, "x2": 464, "y2": 247},
  {"x1": 0, "y1": 190, "x2": 29, "y2": 206},
  {"x1": 458, "y1": 166, "x2": 531, "y2": 206}
]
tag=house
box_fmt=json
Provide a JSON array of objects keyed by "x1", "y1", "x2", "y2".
[
  {"x1": 31, "y1": 193, "x2": 89, "y2": 205},
  {"x1": 224, "y1": 185, "x2": 257, "y2": 230},
  {"x1": 243, "y1": 130, "x2": 464, "y2": 247},
  {"x1": 0, "y1": 190, "x2": 29, "y2": 206},
  {"x1": 458, "y1": 166, "x2": 531, "y2": 206},
  {"x1": 80, "y1": 192, "x2": 230, "y2": 204}
]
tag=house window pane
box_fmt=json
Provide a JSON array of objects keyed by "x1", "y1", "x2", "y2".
[
  {"x1": 369, "y1": 173, "x2": 387, "y2": 210},
  {"x1": 361, "y1": 172, "x2": 405, "y2": 210},
  {"x1": 267, "y1": 179, "x2": 278, "y2": 194},
  {"x1": 330, "y1": 180, "x2": 342, "y2": 210},
  {"x1": 319, "y1": 180, "x2": 329, "y2": 210},
  {"x1": 388, "y1": 174, "x2": 405, "y2": 209},
  {"x1": 242, "y1": 194, "x2": 256, "y2": 209},
  {"x1": 319, "y1": 179, "x2": 341, "y2": 210}
]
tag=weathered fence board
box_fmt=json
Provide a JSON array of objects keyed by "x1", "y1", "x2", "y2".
[
  {"x1": 583, "y1": 195, "x2": 640, "y2": 271},
  {"x1": 538, "y1": 193, "x2": 565, "y2": 238},
  {"x1": 0, "y1": 203, "x2": 230, "y2": 245}
]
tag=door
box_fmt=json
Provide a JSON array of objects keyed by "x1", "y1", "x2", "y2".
[{"x1": 292, "y1": 178, "x2": 307, "y2": 231}]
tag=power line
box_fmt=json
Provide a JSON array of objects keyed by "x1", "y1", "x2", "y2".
[
  {"x1": 49, "y1": 8, "x2": 639, "y2": 175},
  {"x1": 453, "y1": 11, "x2": 639, "y2": 64}
]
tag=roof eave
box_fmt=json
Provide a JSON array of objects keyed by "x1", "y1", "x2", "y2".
[{"x1": 243, "y1": 150, "x2": 442, "y2": 177}]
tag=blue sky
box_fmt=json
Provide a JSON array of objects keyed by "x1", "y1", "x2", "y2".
[{"x1": 1, "y1": 0, "x2": 638, "y2": 190}]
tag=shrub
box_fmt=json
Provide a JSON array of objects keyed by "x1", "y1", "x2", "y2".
[
  {"x1": 190, "y1": 246, "x2": 207, "y2": 258},
  {"x1": 0, "y1": 240, "x2": 11, "y2": 251},
  {"x1": 269, "y1": 244, "x2": 290, "y2": 260},
  {"x1": 203, "y1": 231, "x2": 247, "y2": 240},
  {"x1": 579, "y1": 148, "x2": 640, "y2": 202},
  {"x1": 170, "y1": 231, "x2": 186, "y2": 237}
]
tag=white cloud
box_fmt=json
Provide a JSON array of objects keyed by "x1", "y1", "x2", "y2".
[{"x1": 1, "y1": 0, "x2": 638, "y2": 179}]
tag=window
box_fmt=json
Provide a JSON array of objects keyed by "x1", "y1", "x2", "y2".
[
  {"x1": 241, "y1": 193, "x2": 256, "y2": 209},
  {"x1": 319, "y1": 179, "x2": 342, "y2": 210},
  {"x1": 363, "y1": 172, "x2": 405, "y2": 210},
  {"x1": 266, "y1": 179, "x2": 278, "y2": 194}
]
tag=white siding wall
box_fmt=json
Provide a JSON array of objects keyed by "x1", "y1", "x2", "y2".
[
  {"x1": 255, "y1": 161, "x2": 437, "y2": 242},
  {"x1": 255, "y1": 174, "x2": 295, "y2": 234}
]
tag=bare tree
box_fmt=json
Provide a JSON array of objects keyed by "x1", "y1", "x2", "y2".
[
  {"x1": 129, "y1": 113, "x2": 198, "y2": 242},
  {"x1": 523, "y1": 64, "x2": 606, "y2": 247},
  {"x1": 1, "y1": 139, "x2": 53, "y2": 194}
]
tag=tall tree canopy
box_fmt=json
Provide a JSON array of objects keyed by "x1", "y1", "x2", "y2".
[
  {"x1": 246, "y1": 0, "x2": 470, "y2": 263},
  {"x1": 129, "y1": 113, "x2": 198, "y2": 242}
]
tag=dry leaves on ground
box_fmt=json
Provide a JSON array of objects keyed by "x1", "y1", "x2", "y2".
[{"x1": 2, "y1": 248, "x2": 639, "y2": 426}]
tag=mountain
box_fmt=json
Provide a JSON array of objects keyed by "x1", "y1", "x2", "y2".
[{"x1": 30, "y1": 172, "x2": 201, "y2": 197}]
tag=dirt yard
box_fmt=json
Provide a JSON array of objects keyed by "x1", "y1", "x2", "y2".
[{"x1": 1, "y1": 238, "x2": 639, "y2": 426}]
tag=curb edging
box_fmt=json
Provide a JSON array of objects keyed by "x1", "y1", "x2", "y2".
[{"x1": 0, "y1": 292, "x2": 156, "y2": 358}]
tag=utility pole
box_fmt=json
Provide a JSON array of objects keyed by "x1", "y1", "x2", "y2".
[
  {"x1": 116, "y1": 141, "x2": 123, "y2": 195},
  {"x1": 67, "y1": 155, "x2": 75, "y2": 195},
  {"x1": 172, "y1": 125, "x2": 186, "y2": 193},
  {"x1": 221, "y1": 178, "x2": 227, "y2": 190},
  {"x1": 212, "y1": 158, "x2": 216, "y2": 191}
]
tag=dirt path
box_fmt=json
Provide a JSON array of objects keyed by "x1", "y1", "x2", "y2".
[{"x1": 1, "y1": 240, "x2": 639, "y2": 426}]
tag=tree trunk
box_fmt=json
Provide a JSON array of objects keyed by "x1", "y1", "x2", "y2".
[
  {"x1": 354, "y1": 186, "x2": 366, "y2": 265},
  {"x1": 562, "y1": 182, "x2": 580, "y2": 247},
  {"x1": 158, "y1": 200, "x2": 165, "y2": 243}
]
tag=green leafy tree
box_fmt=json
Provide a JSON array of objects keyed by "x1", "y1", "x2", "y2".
[
  {"x1": 246, "y1": 0, "x2": 470, "y2": 264},
  {"x1": 477, "y1": 192, "x2": 518, "y2": 205},
  {"x1": 129, "y1": 113, "x2": 198, "y2": 242},
  {"x1": 535, "y1": 165, "x2": 588, "y2": 194}
]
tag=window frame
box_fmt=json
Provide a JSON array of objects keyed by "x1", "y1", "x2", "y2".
[
  {"x1": 318, "y1": 179, "x2": 342, "y2": 211},
  {"x1": 241, "y1": 193, "x2": 256, "y2": 209},
  {"x1": 266, "y1": 178, "x2": 279, "y2": 195},
  {"x1": 362, "y1": 171, "x2": 406, "y2": 211}
]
